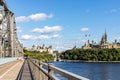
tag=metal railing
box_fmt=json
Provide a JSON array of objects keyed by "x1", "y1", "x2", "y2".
[{"x1": 28, "y1": 58, "x2": 89, "y2": 80}]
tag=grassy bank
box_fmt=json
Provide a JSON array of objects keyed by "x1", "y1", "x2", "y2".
[{"x1": 24, "y1": 49, "x2": 55, "y2": 62}]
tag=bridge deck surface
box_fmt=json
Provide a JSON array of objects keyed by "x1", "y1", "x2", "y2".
[
  {"x1": 0, "y1": 59, "x2": 24, "y2": 80},
  {"x1": 21, "y1": 59, "x2": 33, "y2": 80}
]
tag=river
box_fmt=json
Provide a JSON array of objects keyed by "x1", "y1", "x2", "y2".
[{"x1": 50, "y1": 62, "x2": 120, "y2": 80}]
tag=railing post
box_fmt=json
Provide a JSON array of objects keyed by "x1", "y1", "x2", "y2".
[
  {"x1": 28, "y1": 58, "x2": 89, "y2": 80},
  {"x1": 38, "y1": 61, "x2": 43, "y2": 80},
  {"x1": 48, "y1": 64, "x2": 53, "y2": 80},
  {"x1": 39, "y1": 61, "x2": 42, "y2": 68}
]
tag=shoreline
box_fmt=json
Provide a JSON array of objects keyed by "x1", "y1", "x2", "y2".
[{"x1": 60, "y1": 60, "x2": 120, "y2": 63}]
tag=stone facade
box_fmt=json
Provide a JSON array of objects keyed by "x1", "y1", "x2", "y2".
[
  {"x1": 82, "y1": 32, "x2": 120, "y2": 49},
  {"x1": 31, "y1": 44, "x2": 53, "y2": 54}
]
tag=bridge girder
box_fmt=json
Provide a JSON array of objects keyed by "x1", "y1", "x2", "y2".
[{"x1": 0, "y1": 0, "x2": 23, "y2": 57}]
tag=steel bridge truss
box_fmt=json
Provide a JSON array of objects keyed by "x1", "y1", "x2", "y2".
[{"x1": 0, "y1": 0, "x2": 23, "y2": 57}]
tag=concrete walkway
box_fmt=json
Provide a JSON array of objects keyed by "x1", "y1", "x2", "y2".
[
  {"x1": 21, "y1": 59, "x2": 33, "y2": 80},
  {"x1": 0, "y1": 59, "x2": 24, "y2": 80}
]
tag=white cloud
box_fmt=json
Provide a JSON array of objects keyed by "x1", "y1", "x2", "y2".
[
  {"x1": 16, "y1": 13, "x2": 53, "y2": 22},
  {"x1": 38, "y1": 35, "x2": 51, "y2": 40},
  {"x1": 52, "y1": 42, "x2": 74, "y2": 51},
  {"x1": 16, "y1": 16, "x2": 28, "y2": 22},
  {"x1": 52, "y1": 34, "x2": 60, "y2": 38},
  {"x1": 114, "y1": 36, "x2": 120, "y2": 40},
  {"x1": 21, "y1": 35, "x2": 37, "y2": 40},
  {"x1": 110, "y1": 9, "x2": 118, "y2": 13},
  {"x1": 17, "y1": 27, "x2": 22, "y2": 32},
  {"x1": 21, "y1": 34, "x2": 60, "y2": 40},
  {"x1": 31, "y1": 26, "x2": 62, "y2": 34},
  {"x1": 80, "y1": 27, "x2": 89, "y2": 31},
  {"x1": 28, "y1": 13, "x2": 53, "y2": 21},
  {"x1": 81, "y1": 39, "x2": 86, "y2": 43}
]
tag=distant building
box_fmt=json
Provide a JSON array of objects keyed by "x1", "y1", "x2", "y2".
[
  {"x1": 31, "y1": 44, "x2": 53, "y2": 54},
  {"x1": 23, "y1": 47, "x2": 30, "y2": 51},
  {"x1": 82, "y1": 31, "x2": 120, "y2": 49}
]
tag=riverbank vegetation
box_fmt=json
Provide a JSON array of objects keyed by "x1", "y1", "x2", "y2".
[
  {"x1": 23, "y1": 49, "x2": 55, "y2": 62},
  {"x1": 60, "y1": 48, "x2": 120, "y2": 61}
]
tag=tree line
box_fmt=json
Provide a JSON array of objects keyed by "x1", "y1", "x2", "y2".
[
  {"x1": 60, "y1": 48, "x2": 120, "y2": 61},
  {"x1": 24, "y1": 49, "x2": 55, "y2": 62}
]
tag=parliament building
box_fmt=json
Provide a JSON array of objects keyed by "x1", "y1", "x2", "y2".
[{"x1": 82, "y1": 32, "x2": 120, "y2": 49}]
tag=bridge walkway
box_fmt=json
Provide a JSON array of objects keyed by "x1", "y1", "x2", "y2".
[
  {"x1": 20, "y1": 59, "x2": 33, "y2": 80},
  {"x1": 0, "y1": 59, "x2": 24, "y2": 80},
  {"x1": 0, "y1": 58, "x2": 89, "y2": 80}
]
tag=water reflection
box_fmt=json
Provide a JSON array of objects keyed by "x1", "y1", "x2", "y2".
[{"x1": 51, "y1": 62, "x2": 120, "y2": 80}]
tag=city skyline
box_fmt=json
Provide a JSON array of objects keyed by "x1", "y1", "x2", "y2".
[{"x1": 6, "y1": 0, "x2": 120, "y2": 51}]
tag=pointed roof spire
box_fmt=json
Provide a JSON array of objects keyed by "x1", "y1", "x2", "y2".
[
  {"x1": 104, "y1": 28, "x2": 107, "y2": 42},
  {"x1": 105, "y1": 29, "x2": 107, "y2": 36},
  {"x1": 105, "y1": 28, "x2": 107, "y2": 35}
]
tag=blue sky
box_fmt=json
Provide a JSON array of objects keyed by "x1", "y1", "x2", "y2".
[{"x1": 5, "y1": 0, "x2": 120, "y2": 51}]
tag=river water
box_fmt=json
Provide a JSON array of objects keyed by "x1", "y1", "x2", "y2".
[{"x1": 51, "y1": 62, "x2": 120, "y2": 80}]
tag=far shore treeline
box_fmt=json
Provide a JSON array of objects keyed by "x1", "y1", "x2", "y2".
[
  {"x1": 60, "y1": 48, "x2": 120, "y2": 61},
  {"x1": 23, "y1": 49, "x2": 54, "y2": 62}
]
